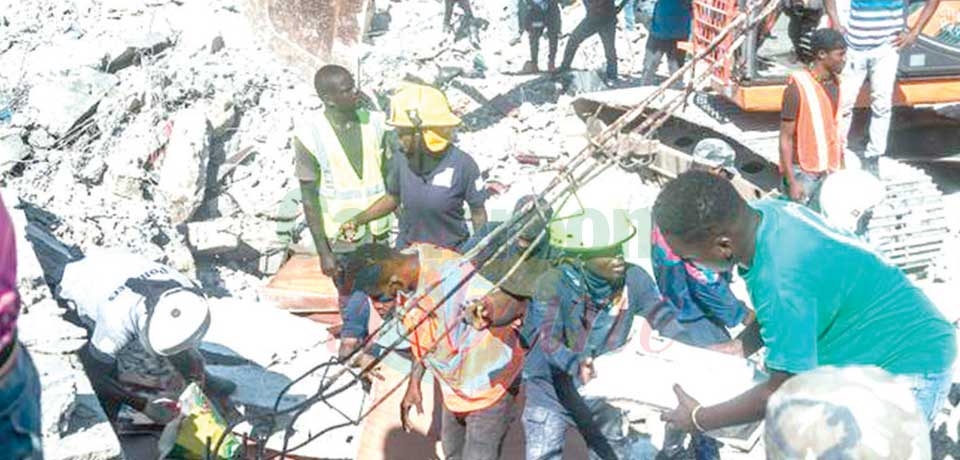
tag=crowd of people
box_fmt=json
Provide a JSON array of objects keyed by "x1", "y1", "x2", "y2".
[{"x1": 0, "y1": 0, "x2": 953, "y2": 458}]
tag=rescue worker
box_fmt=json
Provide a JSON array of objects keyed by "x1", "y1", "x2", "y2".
[
  {"x1": 779, "y1": 28, "x2": 846, "y2": 209},
  {"x1": 521, "y1": 0, "x2": 562, "y2": 73},
  {"x1": 827, "y1": 0, "x2": 941, "y2": 177},
  {"x1": 444, "y1": 0, "x2": 483, "y2": 47},
  {"x1": 340, "y1": 84, "x2": 488, "y2": 252},
  {"x1": 654, "y1": 171, "x2": 956, "y2": 434},
  {"x1": 765, "y1": 366, "x2": 932, "y2": 459},
  {"x1": 48, "y1": 249, "x2": 232, "y2": 424},
  {"x1": 294, "y1": 65, "x2": 394, "y2": 362},
  {"x1": 521, "y1": 174, "x2": 695, "y2": 460},
  {"x1": 640, "y1": 0, "x2": 692, "y2": 86},
  {"x1": 349, "y1": 243, "x2": 544, "y2": 460},
  {"x1": 557, "y1": 0, "x2": 620, "y2": 81},
  {"x1": 0, "y1": 196, "x2": 43, "y2": 459},
  {"x1": 293, "y1": 64, "x2": 393, "y2": 295}
]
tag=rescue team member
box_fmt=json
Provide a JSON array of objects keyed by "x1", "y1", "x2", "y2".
[
  {"x1": 293, "y1": 64, "x2": 394, "y2": 360},
  {"x1": 521, "y1": 0, "x2": 562, "y2": 74},
  {"x1": 779, "y1": 29, "x2": 846, "y2": 209},
  {"x1": 444, "y1": 0, "x2": 483, "y2": 47},
  {"x1": 640, "y1": 0, "x2": 692, "y2": 86},
  {"x1": 349, "y1": 243, "x2": 544, "y2": 460},
  {"x1": 827, "y1": 0, "x2": 941, "y2": 177},
  {"x1": 521, "y1": 177, "x2": 696, "y2": 460},
  {"x1": 765, "y1": 366, "x2": 932, "y2": 459},
  {"x1": 557, "y1": 0, "x2": 620, "y2": 81},
  {"x1": 34, "y1": 243, "x2": 234, "y2": 424},
  {"x1": 341, "y1": 84, "x2": 488, "y2": 252},
  {"x1": 0, "y1": 196, "x2": 43, "y2": 459},
  {"x1": 655, "y1": 171, "x2": 956, "y2": 434},
  {"x1": 293, "y1": 64, "x2": 392, "y2": 292}
]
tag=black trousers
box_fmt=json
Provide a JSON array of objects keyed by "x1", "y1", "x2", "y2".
[
  {"x1": 560, "y1": 13, "x2": 618, "y2": 78},
  {"x1": 640, "y1": 37, "x2": 686, "y2": 85},
  {"x1": 444, "y1": 0, "x2": 474, "y2": 26},
  {"x1": 526, "y1": 1, "x2": 562, "y2": 68}
]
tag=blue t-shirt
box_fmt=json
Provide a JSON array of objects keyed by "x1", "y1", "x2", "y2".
[
  {"x1": 387, "y1": 146, "x2": 487, "y2": 250},
  {"x1": 650, "y1": 0, "x2": 692, "y2": 40},
  {"x1": 742, "y1": 200, "x2": 956, "y2": 375}
]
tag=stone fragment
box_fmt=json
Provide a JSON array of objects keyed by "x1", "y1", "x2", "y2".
[
  {"x1": 26, "y1": 67, "x2": 118, "y2": 138},
  {"x1": 155, "y1": 108, "x2": 212, "y2": 224},
  {"x1": 186, "y1": 219, "x2": 241, "y2": 254},
  {"x1": 205, "y1": 94, "x2": 238, "y2": 140},
  {"x1": 0, "y1": 134, "x2": 31, "y2": 173}
]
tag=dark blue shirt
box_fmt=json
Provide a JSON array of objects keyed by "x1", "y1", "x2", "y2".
[
  {"x1": 387, "y1": 146, "x2": 486, "y2": 250},
  {"x1": 522, "y1": 264, "x2": 691, "y2": 412}
]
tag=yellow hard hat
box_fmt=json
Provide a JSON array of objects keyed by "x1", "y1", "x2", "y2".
[
  {"x1": 548, "y1": 170, "x2": 640, "y2": 253},
  {"x1": 388, "y1": 84, "x2": 462, "y2": 128}
]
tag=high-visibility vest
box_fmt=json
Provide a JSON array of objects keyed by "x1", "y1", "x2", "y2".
[
  {"x1": 788, "y1": 70, "x2": 842, "y2": 174},
  {"x1": 294, "y1": 109, "x2": 392, "y2": 241},
  {"x1": 402, "y1": 243, "x2": 524, "y2": 413}
]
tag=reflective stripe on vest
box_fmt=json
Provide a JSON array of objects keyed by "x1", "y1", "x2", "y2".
[
  {"x1": 294, "y1": 109, "x2": 392, "y2": 240},
  {"x1": 790, "y1": 70, "x2": 842, "y2": 174}
]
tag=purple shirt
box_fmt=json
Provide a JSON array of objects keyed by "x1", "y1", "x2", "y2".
[{"x1": 0, "y1": 195, "x2": 19, "y2": 351}]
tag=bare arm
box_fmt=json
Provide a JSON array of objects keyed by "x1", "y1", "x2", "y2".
[
  {"x1": 78, "y1": 344, "x2": 148, "y2": 412},
  {"x1": 779, "y1": 120, "x2": 796, "y2": 186},
  {"x1": 824, "y1": 0, "x2": 844, "y2": 32},
  {"x1": 300, "y1": 180, "x2": 334, "y2": 258},
  {"x1": 354, "y1": 194, "x2": 400, "y2": 227},
  {"x1": 896, "y1": 0, "x2": 941, "y2": 48},
  {"x1": 664, "y1": 369, "x2": 793, "y2": 432}
]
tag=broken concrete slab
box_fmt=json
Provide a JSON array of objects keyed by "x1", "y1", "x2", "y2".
[
  {"x1": 155, "y1": 107, "x2": 212, "y2": 225},
  {"x1": 186, "y1": 218, "x2": 241, "y2": 254},
  {"x1": 0, "y1": 134, "x2": 31, "y2": 174},
  {"x1": 26, "y1": 67, "x2": 118, "y2": 138},
  {"x1": 104, "y1": 30, "x2": 174, "y2": 73},
  {"x1": 205, "y1": 94, "x2": 238, "y2": 140}
]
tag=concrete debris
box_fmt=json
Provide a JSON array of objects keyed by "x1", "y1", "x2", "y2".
[
  {"x1": 155, "y1": 107, "x2": 211, "y2": 225},
  {"x1": 186, "y1": 218, "x2": 240, "y2": 254},
  {"x1": 205, "y1": 94, "x2": 238, "y2": 140},
  {"x1": 0, "y1": 134, "x2": 31, "y2": 173},
  {"x1": 26, "y1": 67, "x2": 118, "y2": 138}
]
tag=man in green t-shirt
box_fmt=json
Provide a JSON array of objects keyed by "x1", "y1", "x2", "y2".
[{"x1": 652, "y1": 171, "x2": 956, "y2": 433}]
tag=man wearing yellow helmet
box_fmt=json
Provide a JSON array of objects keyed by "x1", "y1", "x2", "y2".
[{"x1": 341, "y1": 84, "x2": 488, "y2": 251}]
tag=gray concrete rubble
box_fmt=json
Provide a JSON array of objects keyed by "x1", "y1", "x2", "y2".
[
  {"x1": 156, "y1": 107, "x2": 212, "y2": 225},
  {"x1": 2, "y1": 188, "x2": 122, "y2": 460}
]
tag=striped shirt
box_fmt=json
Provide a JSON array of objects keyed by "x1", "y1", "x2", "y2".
[{"x1": 846, "y1": 0, "x2": 906, "y2": 49}]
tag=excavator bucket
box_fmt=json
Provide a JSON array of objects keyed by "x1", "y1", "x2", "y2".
[{"x1": 244, "y1": 0, "x2": 374, "y2": 75}]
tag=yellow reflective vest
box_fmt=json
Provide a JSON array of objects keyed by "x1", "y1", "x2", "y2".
[{"x1": 294, "y1": 109, "x2": 393, "y2": 242}]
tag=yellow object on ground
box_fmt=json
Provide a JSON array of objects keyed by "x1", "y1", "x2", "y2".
[{"x1": 159, "y1": 383, "x2": 241, "y2": 459}]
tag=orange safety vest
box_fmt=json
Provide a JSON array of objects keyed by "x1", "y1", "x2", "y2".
[
  {"x1": 401, "y1": 244, "x2": 524, "y2": 413},
  {"x1": 788, "y1": 70, "x2": 843, "y2": 174}
]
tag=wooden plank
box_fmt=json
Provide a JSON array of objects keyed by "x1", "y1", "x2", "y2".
[{"x1": 259, "y1": 254, "x2": 340, "y2": 314}]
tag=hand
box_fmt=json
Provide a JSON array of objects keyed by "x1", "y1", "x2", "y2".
[
  {"x1": 319, "y1": 252, "x2": 339, "y2": 278},
  {"x1": 741, "y1": 308, "x2": 756, "y2": 326},
  {"x1": 338, "y1": 219, "x2": 359, "y2": 242},
  {"x1": 143, "y1": 397, "x2": 181, "y2": 424},
  {"x1": 464, "y1": 297, "x2": 493, "y2": 330},
  {"x1": 578, "y1": 357, "x2": 597, "y2": 385},
  {"x1": 831, "y1": 23, "x2": 847, "y2": 36},
  {"x1": 707, "y1": 339, "x2": 744, "y2": 357},
  {"x1": 660, "y1": 385, "x2": 702, "y2": 433},
  {"x1": 354, "y1": 352, "x2": 385, "y2": 381},
  {"x1": 484, "y1": 180, "x2": 509, "y2": 196},
  {"x1": 893, "y1": 30, "x2": 919, "y2": 49},
  {"x1": 399, "y1": 386, "x2": 424, "y2": 433},
  {"x1": 788, "y1": 181, "x2": 806, "y2": 202}
]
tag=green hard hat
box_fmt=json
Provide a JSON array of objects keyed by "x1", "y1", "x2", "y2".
[{"x1": 548, "y1": 174, "x2": 639, "y2": 254}]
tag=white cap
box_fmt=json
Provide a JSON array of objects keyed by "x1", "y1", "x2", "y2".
[
  {"x1": 146, "y1": 289, "x2": 211, "y2": 356},
  {"x1": 820, "y1": 169, "x2": 885, "y2": 233}
]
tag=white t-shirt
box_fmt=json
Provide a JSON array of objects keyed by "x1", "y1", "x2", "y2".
[{"x1": 58, "y1": 250, "x2": 196, "y2": 362}]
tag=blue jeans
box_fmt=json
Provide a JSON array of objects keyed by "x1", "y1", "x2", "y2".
[
  {"x1": 522, "y1": 402, "x2": 656, "y2": 460},
  {"x1": 907, "y1": 369, "x2": 952, "y2": 424},
  {"x1": 624, "y1": 0, "x2": 637, "y2": 30},
  {"x1": 0, "y1": 344, "x2": 43, "y2": 460}
]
